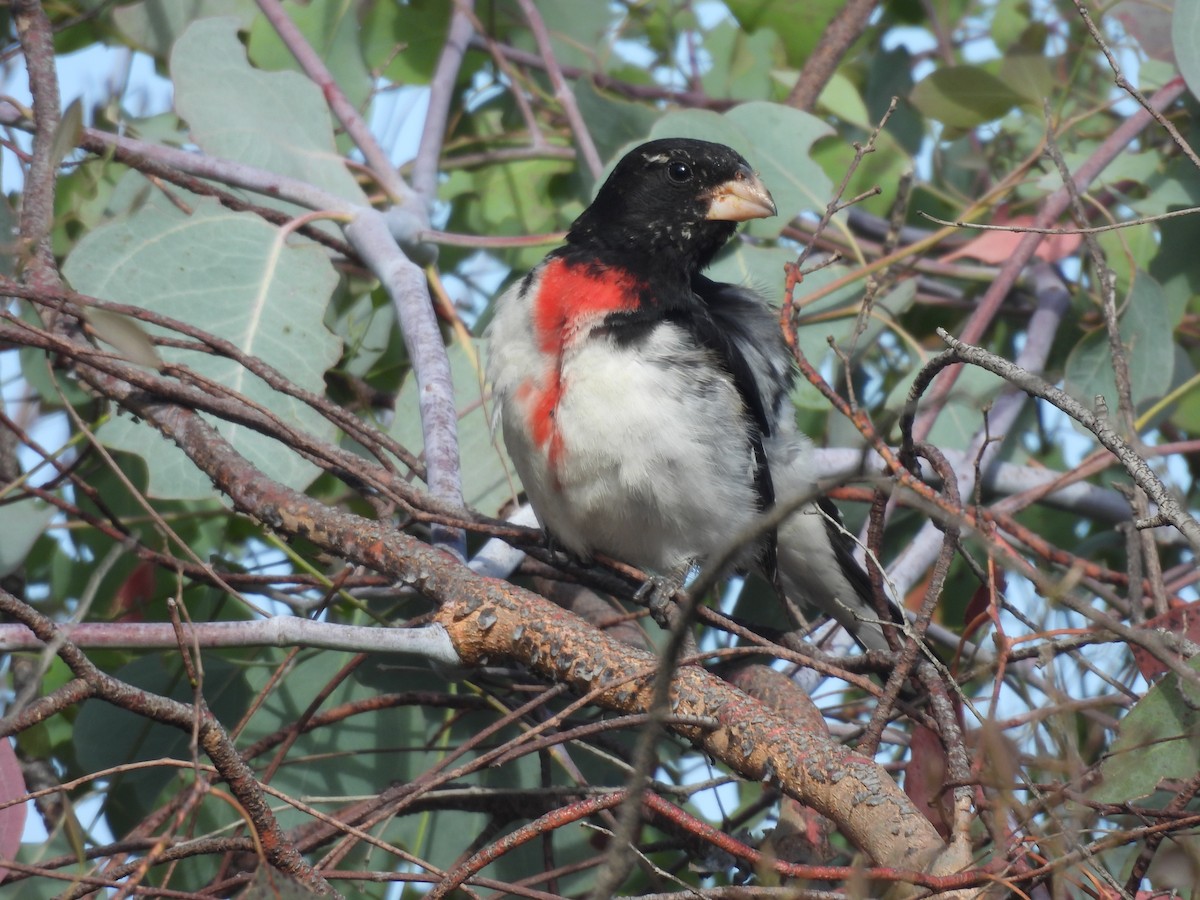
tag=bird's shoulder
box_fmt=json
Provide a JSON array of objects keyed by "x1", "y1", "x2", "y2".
[
  {"x1": 688, "y1": 275, "x2": 797, "y2": 431},
  {"x1": 485, "y1": 250, "x2": 695, "y2": 402}
]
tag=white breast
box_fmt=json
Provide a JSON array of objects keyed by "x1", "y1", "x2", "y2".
[{"x1": 486, "y1": 275, "x2": 760, "y2": 574}]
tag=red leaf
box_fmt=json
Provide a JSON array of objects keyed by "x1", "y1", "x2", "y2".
[
  {"x1": 904, "y1": 725, "x2": 951, "y2": 838},
  {"x1": 943, "y1": 215, "x2": 1081, "y2": 265},
  {"x1": 0, "y1": 739, "x2": 28, "y2": 881},
  {"x1": 962, "y1": 570, "x2": 1006, "y2": 642},
  {"x1": 1131, "y1": 601, "x2": 1200, "y2": 681},
  {"x1": 111, "y1": 560, "x2": 157, "y2": 622}
]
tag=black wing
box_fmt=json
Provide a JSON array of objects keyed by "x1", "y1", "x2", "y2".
[{"x1": 685, "y1": 276, "x2": 798, "y2": 576}]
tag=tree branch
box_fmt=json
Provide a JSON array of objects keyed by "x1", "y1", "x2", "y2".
[
  {"x1": 932, "y1": 329, "x2": 1200, "y2": 555},
  {"x1": 910, "y1": 78, "x2": 1187, "y2": 443},
  {"x1": 786, "y1": 0, "x2": 879, "y2": 112},
  {"x1": 515, "y1": 0, "x2": 602, "y2": 180},
  {"x1": 254, "y1": 0, "x2": 422, "y2": 207},
  {"x1": 0, "y1": 589, "x2": 339, "y2": 897},
  {"x1": 412, "y1": 0, "x2": 476, "y2": 201}
]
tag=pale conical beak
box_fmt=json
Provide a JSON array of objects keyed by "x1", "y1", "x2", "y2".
[{"x1": 705, "y1": 166, "x2": 776, "y2": 222}]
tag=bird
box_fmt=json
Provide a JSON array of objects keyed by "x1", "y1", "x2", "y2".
[{"x1": 486, "y1": 137, "x2": 898, "y2": 655}]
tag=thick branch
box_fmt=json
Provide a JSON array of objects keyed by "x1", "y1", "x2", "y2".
[
  {"x1": 58, "y1": 336, "x2": 956, "y2": 881},
  {"x1": 515, "y1": 0, "x2": 602, "y2": 180},
  {"x1": 412, "y1": 1, "x2": 476, "y2": 201},
  {"x1": 346, "y1": 210, "x2": 466, "y2": 554},
  {"x1": 0, "y1": 619, "x2": 459, "y2": 660}
]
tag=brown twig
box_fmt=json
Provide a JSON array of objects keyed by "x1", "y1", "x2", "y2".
[
  {"x1": 786, "y1": 0, "x2": 880, "y2": 112},
  {"x1": 515, "y1": 0, "x2": 603, "y2": 180}
]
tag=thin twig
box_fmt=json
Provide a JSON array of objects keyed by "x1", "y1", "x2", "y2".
[
  {"x1": 1071, "y1": 0, "x2": 1200, "y2": 172},
  {"x1": 515, "y1": 0, "x2": 603, "y2": 180},
  {"x1": 933, "y1": 329, "x2": 1200, "y2": 555},
  {"x1": 890, "y1": 263, "x2": 1071, "y2": 596},
  {"x1": 910, "y1": 78, "x2": 1187, "y2": 443},
  {"x1": 919, "y1": 204, "x2": 1200, "y2": 235},
  {"x1": 254, "y1": 0, "x2": 420, "y2": 206}
]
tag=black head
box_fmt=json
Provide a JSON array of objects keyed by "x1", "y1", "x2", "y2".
[{"x1": 565, "y1": 138, "x2": 776, "y2": 275}]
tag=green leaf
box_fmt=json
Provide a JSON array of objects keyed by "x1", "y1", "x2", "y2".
[
  {"x1": 362, "y1": 0, "x2": 452, "y2": 84},
  {"x1": 326, "y1": 289, "x2": 398, "y2": 381},
  {"x1": 81, "y1": 306, "x2": 163, "y2": 368},
  {"x1": 700, "y1": 22, "x2": 781, "y2": 101},
  {"x1": 865, "y1": 47, "x2": 924, "y2": 156},
  {"x1": 1175, "y1": 0, "x2": 1200, "y2": 102},
  {"x1": 47, "y1": 99, "x2": 83, "y2": 174},
  {"x1": 63, "y1": 194, "x2": 342, "y2": 499},
  {"x1": 1095, "y1": 226, "x2": 1164, "y2": 300},
  {"x1": 817, "y1": 71, "x2": 871, "y2": 129},
  {"x1": 1167, "y1": 364, "x2": 1200, "y2": 434},
  {"x1": 910, "y1": 65, "x2": 1027, "y2": 128},
  {"x1": 171, "y1": 17, "x2": 366, "y2": 205},
  {"x1": 726, "y1": 0, "x2": 844, "y2": 68},
  {"x1": 0, "y1": 498, "x2": 55, "y2": 579},
  {"x1": 1093, "y1": 655, "x2": 1200, "y2": 803},
  {"x1": 112, "y1": 0, "x2": 257, "y2": 58},
  {"x1": 1134, "y1": 153, "x2": 1200, "y2": 218},
  {"x1": 247, "y1": 0, "x2": 372, "y2": 112},
  {"x1": 720, "y1": 102, "x2": 835, "y2": 237},
  {"x1": 998, "y1": 53, "x2": 1054, "y2": 106},
  {"x1": 991, "y1": 0, "x2": 1033, "y2": 51},
  {"x1": 476, "y1": 155, "x2": 576, "y2": 237},
  {"x1": 574, "y1": 78, "x2": 658, "y2": 163},
  {"x1": 1064, "y1": 273, "x2": 1175, "y2": 416}
]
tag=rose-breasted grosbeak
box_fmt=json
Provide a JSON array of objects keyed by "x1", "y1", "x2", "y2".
[{"x1": 487, "y1": 138, "x2": 896, "y2": 654}]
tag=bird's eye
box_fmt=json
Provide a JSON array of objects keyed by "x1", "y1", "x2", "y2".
[{"x1": 667, "y1": 161, "x2": 693, "y2": 183}]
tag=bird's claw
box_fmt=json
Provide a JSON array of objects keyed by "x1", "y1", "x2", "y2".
[{"x1": 634, "y1": 569, "x2": 689, "y2": 628}]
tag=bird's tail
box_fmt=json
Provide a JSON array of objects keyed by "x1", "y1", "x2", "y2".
[
  {"x1": 769, "y1": 437, "x2": 904, "y2": 655},
  {"x1": 775, "y1": 501, "x2": 901, "y2": 654}
]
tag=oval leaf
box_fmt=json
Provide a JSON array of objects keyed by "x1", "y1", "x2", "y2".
[
  {"x1": 911, "y1": 65, "x2": 1026, "y2": 128},
  {"x1": 63, "y1": 194, "x2": 342, "y2": 499},
  {"x1": 1174, "y1": 0, "x2": 1200, "y2": 101}
]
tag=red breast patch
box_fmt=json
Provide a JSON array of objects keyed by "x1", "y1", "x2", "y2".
[
  {"x1": 531, "y1": 257, "x2": 643, "y2": 355},
  {"x1": 524, "y1": 258, "x2": 644, "y2": 480}
]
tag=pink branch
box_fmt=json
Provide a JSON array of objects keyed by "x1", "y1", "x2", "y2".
[
  {"x1": 254, "y1": 0, "x2": 420, "y2": 208},
  {"x1": 515, "y1": 0, "x2": 603, "y2": 180},
  {"x1": 912, "y1": 78, "x2": 1187, "y2": 442}
]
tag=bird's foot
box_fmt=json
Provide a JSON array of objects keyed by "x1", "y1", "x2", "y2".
[{"x1": 634, "y1": 564, "x2": 694, "y2": 628}]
